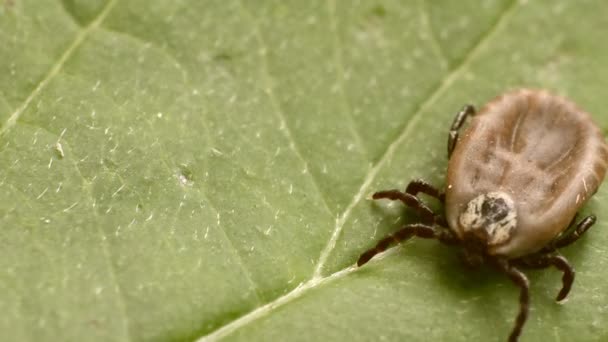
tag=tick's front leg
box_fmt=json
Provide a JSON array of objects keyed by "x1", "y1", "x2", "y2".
[
  {"x1": 372, "y1": 190, "x2": 436, "y2": 225},
  {"x1": 357, "y1": 223, "x2": 458, "y2": 267}
]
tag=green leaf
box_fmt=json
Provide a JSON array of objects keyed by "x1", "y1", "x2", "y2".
[{"x1": 2, "y1": 1, "x2": 608, "y2": 341}]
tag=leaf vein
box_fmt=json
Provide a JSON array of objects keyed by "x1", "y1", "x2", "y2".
[
  {"x1": 203, "y1": 194, "x2": 266, "y2": 305},
  {"x1": 67, "y1": 133, "x2": 134, "y2": 342},
  {"x1": 237, "y1": 1, "x2": 335, "y2": 219},
  {"x1": 154, "y1": 143, "x2": 265, "y2": 305},
  {"x1": 327, "y1": 0, "x2": 368, "y2": 157},
  {"x1": 9, "y1": 120, "x2": 139, "y2": 341},
  {"x1": 416, "y1": 0, "x2": 449, "y2": 69},
  {"x1": 97, "y1": 26, "x2": 190, "y2": 85},
  {"x1": 0, "y1": 0, "x2": 119, "y2": 137}
]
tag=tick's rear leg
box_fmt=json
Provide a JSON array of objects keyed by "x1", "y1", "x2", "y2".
[
  {"x1": 448, "y1": 104, "x2": 476, "y2": 158},
  {"x1": 494, "y1": 259, "x2": 530, "y2": 342},
  {"x1": 357, "y1": 223, "x2": 458, "y2": 266},
  {"x1": 514, "y1": 254, "x2": 574, "y2": 301},
  {"x1": 554, "y1": 215, "x2": 596, "y2": 249}
]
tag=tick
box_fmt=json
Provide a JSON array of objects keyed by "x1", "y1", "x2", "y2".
[{"x1": 357, "y1": 89, "x2": 608, "y2": 341}]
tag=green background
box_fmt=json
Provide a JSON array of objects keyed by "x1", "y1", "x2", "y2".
[{"x1": 1, "y1": 0, "x2": 608, "y2": 341}]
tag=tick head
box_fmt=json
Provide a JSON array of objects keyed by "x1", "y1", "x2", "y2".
[{"x1": 458, "y1": 192, "x2": 517, "y2": 264}]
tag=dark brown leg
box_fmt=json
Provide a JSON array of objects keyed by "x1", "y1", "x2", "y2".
[
  {"x1": 434, "y1": 215, "x2": 449, "y2": 229},
  {"x1": 357, "y1": 223, "x2": 458, "y2": 266},
  {"x1": 494, "y1": 259, "x2": 530, "y2": 342},
  {"x1": 405, "y1": 179, "x2": 445, "y2": 203},
  {"x1": 448, "y1": 104, "x2": 476, "y2": 158},
  {"x1": 372, "y1": 190, "x2": 436, "y2": 225},
  {"x1": 515, "y1": 254, "x2": 575, "y2": 301},
  {"x1": 404, "y1": 180, "x2": 449, "y2": 228},
  {"x1": 554, "y1": 215, "x2": 596, "y2": 249}
]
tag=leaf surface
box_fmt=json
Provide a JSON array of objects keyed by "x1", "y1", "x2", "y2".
[{"x1": 2, "y1": 1, "x2": 608, "y2": 341}]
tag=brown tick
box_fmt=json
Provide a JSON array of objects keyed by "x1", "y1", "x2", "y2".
[{"x1": 358, "y1": 89, "x2": 608, "y2": 342}]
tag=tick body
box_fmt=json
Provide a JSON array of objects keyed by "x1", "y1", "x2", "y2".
[{"x1": 358, "y1": 89, "x2": 608, "y2": 341}]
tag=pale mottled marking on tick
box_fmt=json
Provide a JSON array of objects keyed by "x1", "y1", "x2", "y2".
[{"x1": 459, "y1": 191, "x2": 517, "y2": 246}]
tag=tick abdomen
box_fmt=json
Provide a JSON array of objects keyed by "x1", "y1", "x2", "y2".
[{"x1": 446, "y1": 89, "x2": 608, "y2": 258}]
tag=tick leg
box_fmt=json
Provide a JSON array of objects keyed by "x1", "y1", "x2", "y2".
[
  {"x1": 554, "y1": 215, "x2": 596, "y2": 249},
  {"x1": 515, "y1": 254, "x2": 575, "y2": 301},
  {"x1": 405, "y1": 179, "x2": 445, "y2": 203},
  {"x1": 433, "y1": 215, "x2": 449, "y2": 229},
  {"x1": 403, "y1": 180, "x2": 449, "y2": 228},
  {"x1": 357, "y1": 223, "x2": 458, "y2": 267},
  {"x1": 372, "y1": 190, "x2": 436, "y2": 225},
  {"x1": 448, "y1": 104, "x2": 476, "y2": 158},
  {"x1": 495, "y1": 259, "x2": 530, "y2": 342}
]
